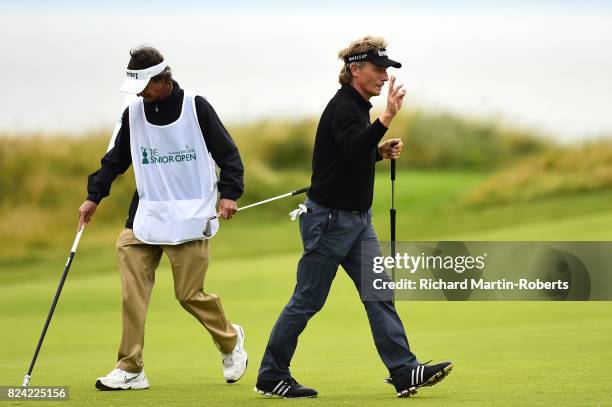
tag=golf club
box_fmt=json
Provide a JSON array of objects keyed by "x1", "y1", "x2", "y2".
[
  {"x1": 22, "y1": 97, "x2": 132, "y2": 386},
  {"x1": 22, "y1": 226, "x2": 85, "y2": 387},
  {"x1": 390, "y1": 159, "x2": 396, "y2": 240},
  {"x1": 203, "y1": 187, "x2": 309, "y2": 236},
  {"x1": 390, "y1": 158, "x2": 396, "y2": 280},
  {"x1": 207, "y1": 187, "x2": 309, "y2": 222}
]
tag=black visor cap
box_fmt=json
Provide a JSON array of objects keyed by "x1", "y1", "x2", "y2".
[
  {"x1": 344, "y1": 48, "x2": 402, "y2": 69},
  {"x1": 371, "y1": 57, "x2": 402, "y2": 68}
]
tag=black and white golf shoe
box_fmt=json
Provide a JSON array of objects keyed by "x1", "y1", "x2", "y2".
[
  {"x1": 254, "y1": 377, "x2": 318, "y2": 398},
  {"x1": 388, "y1": 361, "x2": 453, "y2": 398}
]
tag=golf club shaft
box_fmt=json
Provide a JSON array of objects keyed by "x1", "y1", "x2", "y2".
[
  {"x1": 207, "y1": 187, "x2": 309, "y2": 221},
  {"x1": 390, "y1": 159, "x2": 397, "y2": 283},
  {"x1": 389, "y1": 140, "x2": 399, "y2": 255},
  {"x1": 22, "y1": 227, "x2": 85, "y2": 387},
  {"x1": 390, "y1": 159, "x2": 396, "y2": 246}
]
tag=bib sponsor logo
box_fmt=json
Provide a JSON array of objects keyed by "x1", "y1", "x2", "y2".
[{"x1": 141, "y1": 146, "x2": 196, "y2": 165}]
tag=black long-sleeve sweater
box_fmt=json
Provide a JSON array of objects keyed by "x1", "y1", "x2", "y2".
[
  {"x1": 87, "y1": 80, "x2": 244, "y2": 228},
  {"x1": 307, "y1": 84, "x2": 386, "y2": 211}
]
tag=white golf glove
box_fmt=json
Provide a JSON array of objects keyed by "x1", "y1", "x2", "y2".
[{"x1": 289, "y1": 204, "x2": 308, "y2": 221}]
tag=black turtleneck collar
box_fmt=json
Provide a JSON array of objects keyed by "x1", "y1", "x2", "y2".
[
  {"x1": 143, "y1": 79, "x2": 184, "y2": 125},
  {"x1": 340, "y1": 84, "x2": 373, "y2": 111},
  {"x1": 143, "y1": 79, "x2": 182, "y2": 108}
]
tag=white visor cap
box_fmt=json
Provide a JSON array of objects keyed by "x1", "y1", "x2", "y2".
[{"x1": 120, "y1": 60, "x2": 168, "y2": 94}]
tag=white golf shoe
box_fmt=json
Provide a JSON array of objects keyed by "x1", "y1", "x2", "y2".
[
  {"x1": 222, "y1": 324, "x2": 248, "y2": 383},
  {"x1": 95, "y1": 368, "x2": 150, "y2": 390}
]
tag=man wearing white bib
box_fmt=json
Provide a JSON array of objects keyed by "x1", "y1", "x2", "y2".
[{"x1": 78, "y1": 46, "x2": 247, "y2": 390}]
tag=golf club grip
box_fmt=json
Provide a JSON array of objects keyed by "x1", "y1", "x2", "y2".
[
  {"x1": 292, "y1": 187, "x2": 309, "y2": 196},
  {"x1": 391, "y1": 159, "x2": 396, "y2": 181}
]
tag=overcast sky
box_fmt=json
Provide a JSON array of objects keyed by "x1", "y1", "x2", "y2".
[{"x1": 1, "y1": 1, "x2": 611, "y2": 141}]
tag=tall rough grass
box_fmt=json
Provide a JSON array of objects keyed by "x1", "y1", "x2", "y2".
[
  {"x1": 385, "y1": 111, "x2": 550, "y2": 169},
  {"x1": 0, "y1": 110, "x2": 552, "y2": 255},
  {"x1": 461, "y1": 141, "x2": 612, "y2": 206}
]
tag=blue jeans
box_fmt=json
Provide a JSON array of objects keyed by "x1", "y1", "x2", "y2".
[{"x1": 257, "y1": 199, "x2": 419, "y2": 381}]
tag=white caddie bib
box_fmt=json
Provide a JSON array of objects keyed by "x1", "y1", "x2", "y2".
[{"x1": 129, "y1": 91, "x2": 219, "y2": 245}]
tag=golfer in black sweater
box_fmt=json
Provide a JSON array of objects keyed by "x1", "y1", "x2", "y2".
[{"x1": 255, "y1": 36, "x2": 453, "y2": 399}]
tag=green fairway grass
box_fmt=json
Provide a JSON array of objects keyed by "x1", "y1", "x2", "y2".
[
  {"x1": 1, "y1": 170, "x2": 611, "y2": 406},
  {"x1": 1, "y1": 255, "x2": 611, "y2": 406}
]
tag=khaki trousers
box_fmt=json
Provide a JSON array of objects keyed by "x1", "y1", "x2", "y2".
[{"x1": 114, "y1": 229, "x2": 237, "y2": 373}]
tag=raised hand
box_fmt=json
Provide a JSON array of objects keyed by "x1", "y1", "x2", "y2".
[
  {"x1": 379, "y1": 76, "x2": 407, "y2": 127},
  {"x1": 386, "y1": 76, "x2": 406, "y2": 115}
]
